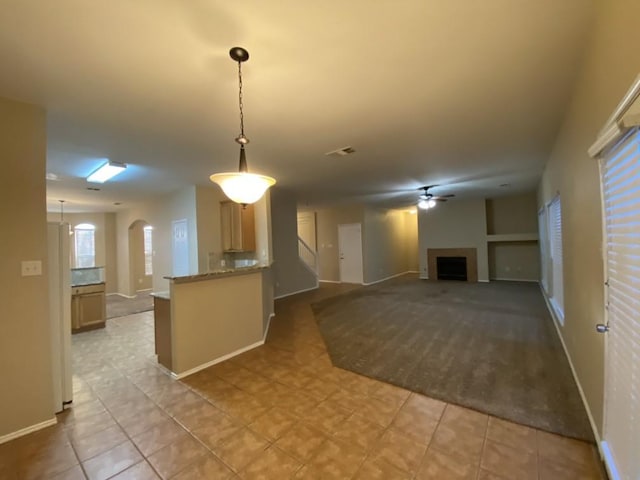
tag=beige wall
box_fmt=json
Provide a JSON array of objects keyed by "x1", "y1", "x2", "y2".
[
  {"x1": 46, "y1": 212, "x2": 118, "y2": 293},
  {"x1": 488, "y1": 241, "x2": 540, "y2": 281},
  {"x1": 418, "y1": 198, "x2": 489, "y2": 281},
  {"x1": 486, "y1": 192, "x2": 538, "y2": 235},
  {"x1": 270, "y1": 188, "x2": 317, "y2": 297},
  {"x1": 116, "y1": 186, "x2": 198, "y2": 295},
  {"x1": 362, "y1": 208, "x2": 411, "y2": 284},
  {"x1": 405, "y1": 212, "x2": 419, "y2": 271},
  {"x1": 537, "y1": 0, "x2": 640, "y2": 437},
  {"x1": 315, "y1": 205, "x2": 365, "y2": 282},
  {"x1": 0, "y1": 97, "x2": 54, "y2": 438}
]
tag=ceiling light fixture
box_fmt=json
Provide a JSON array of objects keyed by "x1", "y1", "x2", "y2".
[
  {"x1": 210, "y1": 47, "x2": 276, "y2": 205},
  {"x1": 87, "y1": 161, "x2": 126, "y2": 183},
  {"x1": 418, "y1": 199, "x2": 437, "y2": 210}
]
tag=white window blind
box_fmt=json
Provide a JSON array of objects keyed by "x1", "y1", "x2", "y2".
[
  {"x1": 601, "y1": 128, "x2": 640, "y2": 480},
  {"x1": 143, "y1": 226, "x2": 153, "y2": 276},
  {"x1": 538, "y1": 208, "x2": 549, "y2": 294},
  {"x1": 548, "y1": 196, "x2": 564, "y2": 321},
  {"x1": 74, "y1": 223, "x2": 96, "y2": 268}
]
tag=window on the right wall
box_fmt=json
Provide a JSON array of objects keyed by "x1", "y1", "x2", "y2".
[{"x1": 548, "y1": 195, "x2": 564, "y2": 322}]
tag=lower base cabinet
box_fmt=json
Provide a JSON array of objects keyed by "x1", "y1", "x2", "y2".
[{"x1": 72, "y1": 283, "x2": 106, "y2": 333}]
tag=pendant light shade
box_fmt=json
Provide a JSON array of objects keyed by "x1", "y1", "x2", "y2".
[
  {"x1": 210, "y1": 47, "x2": 276, "y2": 205},
  {"x1": 210, "y1": 172, "x2": 276, "y2": 204}
]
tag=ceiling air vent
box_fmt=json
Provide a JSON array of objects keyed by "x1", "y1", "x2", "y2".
[{"x1": 325, "y1": 146, "x2": 356, "y2": 157}]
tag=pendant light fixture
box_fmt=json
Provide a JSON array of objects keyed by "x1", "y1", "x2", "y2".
[{"x1": 210, "y1": 47, "x2": 276, "y2": 205}]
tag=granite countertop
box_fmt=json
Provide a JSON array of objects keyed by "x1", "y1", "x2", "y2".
[
  {"x1": 150, "y1": 291, "x2": 170, "y2": 300},
  {"x1": 164, "y1": 265, "x2": 269, "y2": 284}
]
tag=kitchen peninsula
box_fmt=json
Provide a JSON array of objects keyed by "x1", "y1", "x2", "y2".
[{"x1": 152, "y1": 265, "x2": 273, "y2": 378}]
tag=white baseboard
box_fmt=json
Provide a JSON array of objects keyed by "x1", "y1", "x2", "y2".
[
  {"x1": 539, "y1": 285, "x2": 603, "y2": 454},
  {"x1": 274, "y1": 284, "x2": 319, "y2": 300},
  {"x1": 363, "y1": 271, "x2": 411, "y2": 286},
  {"x1": 491, "y1": 277, "x2": 539, "y2": 283},
  {"x1": 108, "y1": 292, "x2": 136, "y2": 299},
  {"x1": 601, "y1": 441, "x2": 621, "y2": 480},
  {"x1": 478, "y1": 279, "x2": 490, "y2": 283},
  {"x1": 262, "y1": 313, "x2": 275, "y2": 343},
  {"x1": 170, "y1": 340, "x2": 266, "y2": 380},
  {"x1": 319, "y1": 279, "x2": 341, "y2": 284},
  {"x1": 136, "y1": 288, "x2": 152, "y2": 293},
  {"x1": 0, "y1": 417, "x2": 58, "y2": 445}
]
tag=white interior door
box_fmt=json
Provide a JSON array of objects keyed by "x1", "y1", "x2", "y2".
[
  {"x1": 338, "y1": 223, "x2": 363, "y2": 284},
  {"x1": 172, "y1": 219, "x2": 189, "y2": 277}
]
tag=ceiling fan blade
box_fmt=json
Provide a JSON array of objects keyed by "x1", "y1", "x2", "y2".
[{"x1": 435, "y1": 198, "x2": 448, "y2": 202}]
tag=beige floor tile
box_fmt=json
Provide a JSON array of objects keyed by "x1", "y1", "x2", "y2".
[
  {"x1": 301, "y1": 377, "x2": 340, "y2": 400},
  {"x1": 239, "y1": 445, "x2": 303, "y2": 479},
  {"x1": 110, "y1": 460, "x2": 160, "y2": 479},
  {"x1": 477, "y1": 468, "x2": 512, "y2": 479},
  {"x1": 275, "y1": 423, "x2": 329, "y2": 462},
  {"x1": 370, "y1": 382, "x2": 411, "y2": 408},
  {"x1": 333, "y1": 413, "x2": 385, "y2": 451},
  {"x1": 172, "y1": 454, "x2": 235, "y2": 480},
  {"x1": 538, "y1": 458, "x2": 603, "y2": 480},
  {"x1": 402, "y1": 393, "x2": 447, "y2": 420},
  {"x1": 327, "y1": 388, "x2": 367, "y2": 412},
  {"x1": 302, "y1": 399, "x2": 351, "y2": 435},
  {"x1": 486, "y1": 416, "x2": 537, "y2": 453},
  {"x1": 131, "y1": 417, "x2": 189, "y2": 456},
  {"x1": 353, "y1": 456, "x2": 412, "y2": 480},
  {"x1": 192, "y1": 414, "x2": 243, "y2": 449},
  {"x1": 370, "y1": 428, "x2": 427, "y2": 475},
  {"x1": 537, "y1": 430, "x2": 599, "y2": 473},
  {"x1": 82, "y1": 441, "x2": 142, "y2": 480},
  {"x1": 306, "y1": 438, "x2": 366, "y2": 479},
  {"x1": 116, "y1": 407, "x2": 169, "y2": 438},
  {"x1": 429, "y1": 422, "x2": 485, "y2": 464},
  {"x1": 146, "y1": 435, "x2": 208, "y2": 479},
  {"x1": 248, "y1": 407, "x2": 297, "y2": 441},
  {"x1": 64, "y1": 410, "x2": 117, "y2": 442},
  {"x1": 392, "y1": 407, "x2": 439, "y2": 445},
  {"x1": 50, "y1": 464, "x2": 86, "y2": 480},
  {"x1": 440, "y1": 404, "x2": 488, "y2": 437},
  {"x1": 481, "y1": 439, "x2": 537, "y2": 480},
  {"x1": 416, "y1": 448, "x2": 478, "y2": 480},
  {"x1": 17, "y1": 442, "x2": 78, "y2": 480},
  {"x1": 357, "y1": 396, "x2": 400, "y2": 427},
  {"x1": 71, "y1": 424, "x2": 128, "y2": 461},
  {"x1": 171, "y1": 398, "x2": 226, "y2": 432},
  {"x1": 212, "y1": 427, "x2": 270, "y2": 472}
]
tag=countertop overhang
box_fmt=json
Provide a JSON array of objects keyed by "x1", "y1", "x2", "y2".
[{"x1": 164, "y1": 265, "x2": 269, "y2": 284}]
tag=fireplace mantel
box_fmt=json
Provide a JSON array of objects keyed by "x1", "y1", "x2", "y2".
[{"x1": 427, "y1": 248, "x2": 478, "y2": 282}]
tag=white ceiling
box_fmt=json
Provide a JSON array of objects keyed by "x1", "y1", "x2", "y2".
[{"x1": 0, "y1": 0, "x2": 594, "y2": 212}]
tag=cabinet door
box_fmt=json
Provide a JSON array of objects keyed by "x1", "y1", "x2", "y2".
[
  {"x1": 220, "y1": 202, "x2": 234, "y2": 251},
  {"x1": 71, "y1": 295, "x2": 81, "y2": 330},
  {"x1": 78, "y1": 292, "x2": 105, "y2": 327}
]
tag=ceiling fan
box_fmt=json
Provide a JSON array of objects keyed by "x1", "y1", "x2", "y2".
[{"x1": 418, "y1": 185, "x2": 455, "y2": 209}]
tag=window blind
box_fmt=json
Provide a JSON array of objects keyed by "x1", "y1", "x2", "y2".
[
  {"x1": 601, "y1": 128, "x2": 640, "y2": 480},
  {"x1": 548, "y1": 196, "x2": 564, "y2": 320},
  {"x1": 538, "y1": 208, "x2": 549, "y2": 294}
]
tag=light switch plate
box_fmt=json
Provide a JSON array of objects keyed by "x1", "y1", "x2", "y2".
[{"x1": 21, "y1": 260, "x2": 42, "y2": 276}]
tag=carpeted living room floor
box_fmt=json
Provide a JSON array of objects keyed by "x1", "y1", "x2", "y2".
[
  {"x1": 106, "y1": 291, "x2": 154, "y2": 319},
  {"x1": 312, "y1": 274, "x2": 593, "y2": 442}
]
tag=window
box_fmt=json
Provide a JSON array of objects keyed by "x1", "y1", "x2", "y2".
[
  {"x1": 548, "y1": 196, "x2": 564, "y2": 322},
  {"x1": 74, "y1": 223, "x2": 96, "y2": 268},
  {"x1": 143, "y1": 226, "x2": 153, "y2": 276},
  {"x1": 538, "y1": 207, "x2": 549, "y2": 294},
  {"x1": 601, "y1": 128, "x2": 640, "y2": 480}
]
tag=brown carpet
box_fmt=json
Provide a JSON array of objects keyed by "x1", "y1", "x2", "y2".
[
  {"x1": 311, "y1": 275, "x2": 594, "y2": 442},
  {"x1": 106, "y1": 292, "x2": 153, "y2": 319}
]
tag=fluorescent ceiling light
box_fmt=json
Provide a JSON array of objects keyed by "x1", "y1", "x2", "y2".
[{"x1": 87, "y1": 161, "x2": 126, "y2": 183}]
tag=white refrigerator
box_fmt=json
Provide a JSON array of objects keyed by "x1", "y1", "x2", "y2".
[{"x1": 47, "y1": 222, "x2": 73, "y2": 412}]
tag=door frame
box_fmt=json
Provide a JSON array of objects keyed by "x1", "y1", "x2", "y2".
[{"x1": 337, "y1": 223, "x2": 363, "y2": 284}]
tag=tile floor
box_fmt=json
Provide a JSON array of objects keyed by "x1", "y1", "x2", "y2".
[{"x1": 0, "y1": 284, "x2": 607, "y2": 479}]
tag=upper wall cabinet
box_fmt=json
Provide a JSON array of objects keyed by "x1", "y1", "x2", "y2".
[{"x1": 220, "y1": 202, "x2": 256, "y2": 252}]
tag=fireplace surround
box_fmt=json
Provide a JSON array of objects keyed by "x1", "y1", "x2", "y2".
[{"x1": 427, "y1": 248, "x2": 478, "y2": 282}]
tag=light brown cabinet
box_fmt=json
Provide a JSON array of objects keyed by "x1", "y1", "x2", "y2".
[
  {"x1": 220, "y1": 201, "x2": 255, "y2": 252},
  {"x1": 71, "y1": 283, "x2": 106, "y2": 332}
]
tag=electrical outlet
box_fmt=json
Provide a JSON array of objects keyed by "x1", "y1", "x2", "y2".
[{"x1": 21, "y1": 260, "x2": 42, "y2": 276}]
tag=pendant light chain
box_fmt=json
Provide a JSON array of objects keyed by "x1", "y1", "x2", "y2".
[{"x1": 238, "y1": 60, "x2": 246, "y2": 141}]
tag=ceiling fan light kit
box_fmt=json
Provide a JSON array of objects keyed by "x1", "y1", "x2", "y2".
[
  {"x1": 210, "y1": 47, "x2": 276, "y2": 205},
  {"x1": 417, "y1": 185, "x2": 454, "y2": 210}
]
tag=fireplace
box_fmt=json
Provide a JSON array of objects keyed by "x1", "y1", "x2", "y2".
[
  {"x1": 436, "y1": 256, "x2": 467, "y2": 281},
  {"x1": 427, "y1": 248, "x2": 478, "y2": 282}
]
